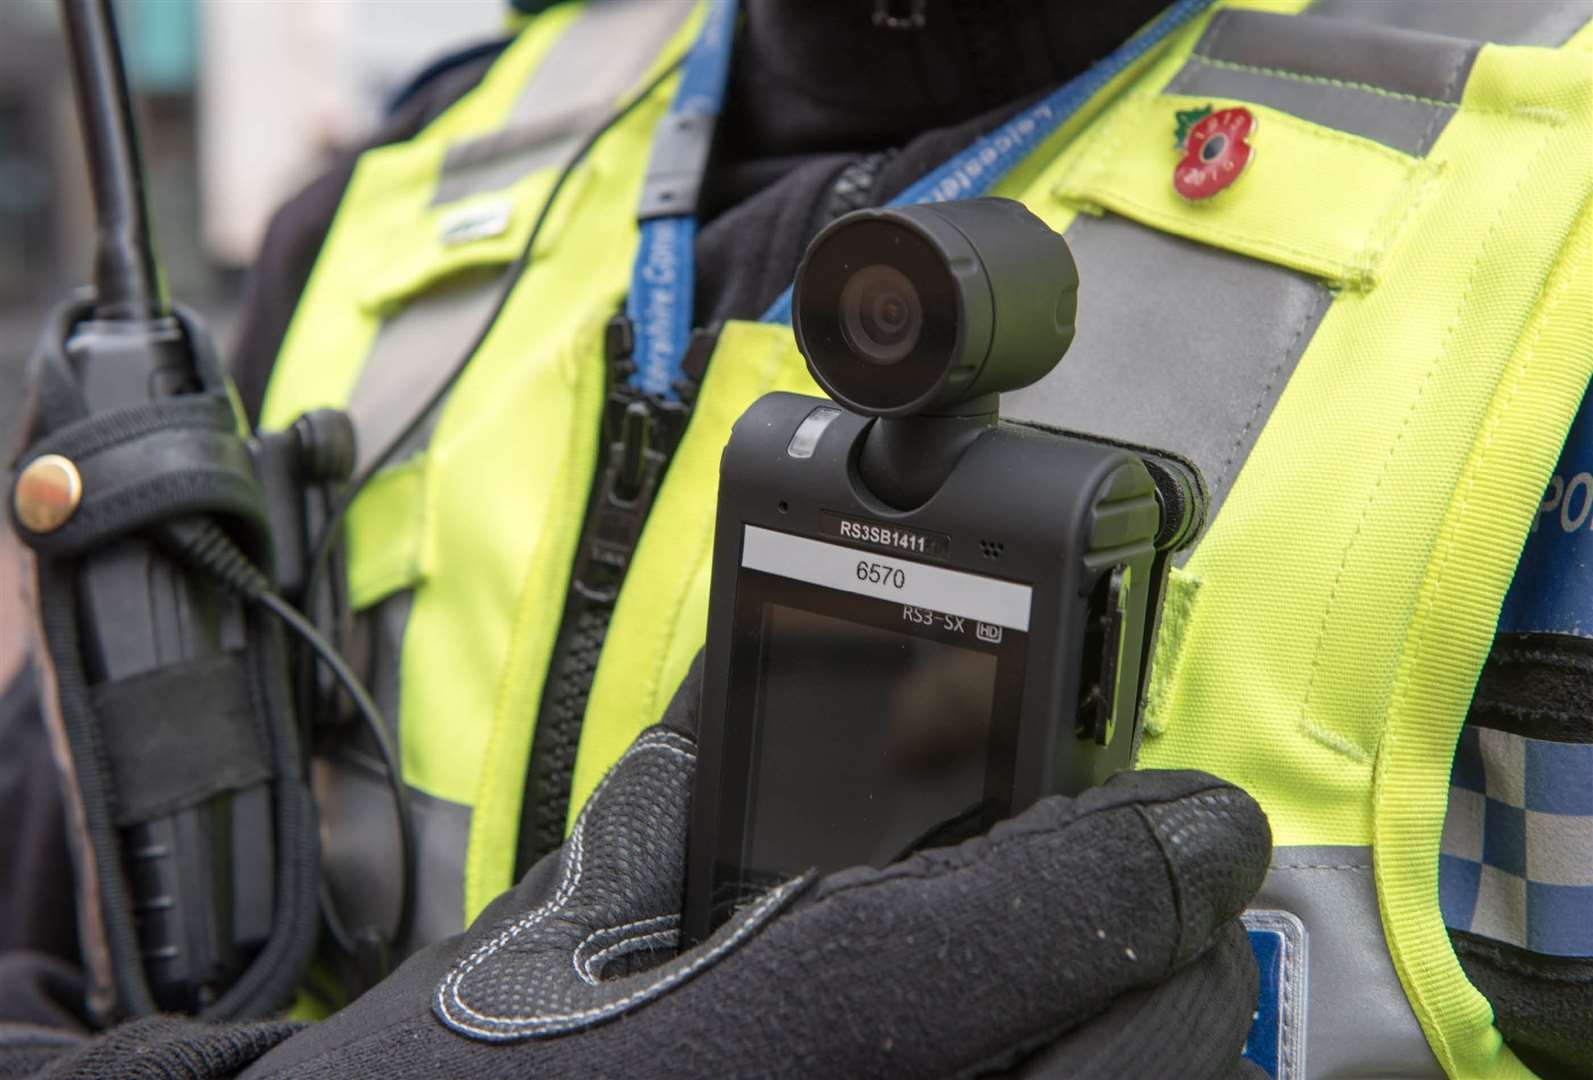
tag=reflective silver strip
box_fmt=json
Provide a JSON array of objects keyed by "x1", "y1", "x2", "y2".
[
  {"x1": 1254, "y1": 845, "x2": 1441, "y2": 1078},
  {"x1": 346, "y1": 267, "x2": 504, "y2": 476},
  {"x1": 1308, "y1": 0, "x2": 1593, "y2": 47},
  {"x1": 346, "y1": 1, "x2": 694, "y2": 476},
  {"x1": 1003, "y1": 212, "x2": 1331, "y2": 527},
  {"x1": 432, "y1": 0, "x2": 694, "y2": 207},
  {"x1": 1165, "y1": 9, "x2": 1477, "y2": 156},
  {"x1": 314, "y1": 753, "x2": 472, "y2": 955},
  {"x1": 1188, "y1": 8, "x2": 1477, "y2": 104},
  {"x1": 365, "y1": 591, "x2": 412, "y2": 729},
  {"x1": 432, "y1": 109, "x2": 608, "y2": 209}
]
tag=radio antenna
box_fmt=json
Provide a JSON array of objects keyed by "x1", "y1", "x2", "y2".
[{"x1": 59, "y1": 0, "x2": 169, "y2": 322}]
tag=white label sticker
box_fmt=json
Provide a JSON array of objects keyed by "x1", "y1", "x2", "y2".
[
  {"x1": 438, "y1": 199, "x2": 513, "y2": 246},
  {"x1": 740, "y1": 525, "x2": 1032, "y2": 632}
]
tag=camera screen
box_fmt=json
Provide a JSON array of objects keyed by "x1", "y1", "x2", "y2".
[{"x1": 711, "y1": 527, "x2": 1028, "y2": 914}]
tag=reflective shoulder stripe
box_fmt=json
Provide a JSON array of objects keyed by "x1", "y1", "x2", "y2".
[
  {"x1": 1004, "y1": 213, "x2": 1330, "y2": 526},
  {"x1": 346, "y1": 0, "x2": 696, "y2": 474},
  {"x1": 1166, "y1": 8, "x2": 1477, "y2": 156},
  {"x1": 260, "y1": 0, "x2": 694, "y2": 436},
  {"x1": 1307, "y1": 0, "x2": 1593, "y2": 47},
  {"x1": 432, "y1": 0, "x2": 694, "y2": 206}
]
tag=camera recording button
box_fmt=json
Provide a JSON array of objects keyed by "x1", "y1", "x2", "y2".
[{"x1": 786, "y1": 407, "x2": 842, "y2": 459}]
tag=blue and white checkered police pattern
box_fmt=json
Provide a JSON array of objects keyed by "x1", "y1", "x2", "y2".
[{"x1": 1439, "y1": 724, "x2": 1593, "y2": 957}]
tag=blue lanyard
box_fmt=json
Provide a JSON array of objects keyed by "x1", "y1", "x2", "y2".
[
  {"x1": 626, "y1": 0, "x2": 739, "y2": 399},
  {"x1": 628, "y1": 0, "x2": 1216, "y2": 398}
]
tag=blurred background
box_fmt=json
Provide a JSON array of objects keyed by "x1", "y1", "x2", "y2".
[{"x1": 0, "y1": 0, "x2": 510, "y2": 452}]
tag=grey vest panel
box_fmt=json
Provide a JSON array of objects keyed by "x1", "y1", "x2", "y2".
[
  {"x1": 1255, "y1": 846, "x2": 1442, "y2": 1078},
  {"x1": 433, "y1": 113, "x2": 608, "y2": 209},
  {"x1": 317, "y1": 593, "x2": 475, "y2": 953},
  {"x1": 1166, "y1": 10, "x2": 1478, "y2": 156},
  {"x1": 315, "y1": 759, "x2": 471, "y2": 958},
  {"x1": 347, "y1": 266, "x2": 505, "y2": 477},
  {"x1": 1192, "y1": 8, "x2": 1480, "y2": 104},
  {"x1": 1308, "y1": 0, "x2": 1593, "y2": 47},
  {"x1": 1002, "y1": 213, "x2": 1330, "y2": 527}
]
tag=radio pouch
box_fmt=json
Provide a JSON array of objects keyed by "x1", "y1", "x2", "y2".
[{"x1": 8, "y1": 300, "x2": 321, "y2": 1024}]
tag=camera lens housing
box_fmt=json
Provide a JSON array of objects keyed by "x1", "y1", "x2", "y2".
[{"x1": 793, "y1": 198, "x2": 1078, "y2": 419}]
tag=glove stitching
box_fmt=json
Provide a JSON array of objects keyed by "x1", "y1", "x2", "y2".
[
  {"x1": 575, "y1": 928, "x2": 679, "y2": 987},
  {"x1": 437, "y1": 731, "x2": 690, "y2": 1027},
  {"x1": 572, "y1": 913, "x2": 680, "y2": 986},
  {"x1": 440, "y1": 879, "x2": 800, "y2": 1037},
  {"x1": 436, "y1": 729, "x2": 806, "y2": 1038}
]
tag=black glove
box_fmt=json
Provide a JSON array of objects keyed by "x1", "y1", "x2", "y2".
[{"x1": 239, "y1": 658, "x2": 1271, "y2": 1080}]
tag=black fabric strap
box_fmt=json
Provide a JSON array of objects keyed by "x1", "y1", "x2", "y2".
[
  {"x1": 1451, "y1": 929, "x2": 1593, "y2": 1079},
  {"x1": 1469, "y1": 632, "x2": 1593, "y2": 743},
  {"x1": 11, "y1": 395, "x2": 268, "y2": 565},
  {"x1": 91, "y1": 654, "x2": 273, "y2": 827}
]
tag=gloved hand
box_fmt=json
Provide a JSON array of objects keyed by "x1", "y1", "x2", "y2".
[{"x1": 239, "y1": 656, "x2": 1271, "y2": 1080}]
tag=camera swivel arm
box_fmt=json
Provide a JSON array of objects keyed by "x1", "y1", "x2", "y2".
[{"x1": 793, "y1": 199, "x2": 1079, "y2": 509}]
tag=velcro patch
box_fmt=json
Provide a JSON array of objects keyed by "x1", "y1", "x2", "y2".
[{"x1": 1242, "y1": 909, "x2": 1308, "y2": 1080}]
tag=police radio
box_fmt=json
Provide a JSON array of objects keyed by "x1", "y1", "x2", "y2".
[{"x1": 683, "y1": 198, "x2": 1204, "y2": 942}]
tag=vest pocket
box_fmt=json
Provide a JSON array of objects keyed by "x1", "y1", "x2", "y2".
[
  {"x1": 1051, "y1": 91, "x2": 1439, "y2": 292},
  {"x1": 1042, "y1": 7, "x2": 1505, "y2": 292}
]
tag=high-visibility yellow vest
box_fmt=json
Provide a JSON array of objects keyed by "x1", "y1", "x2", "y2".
[{"x1": 260, "y1": 2, "x2": 1593, "y2": 1074}]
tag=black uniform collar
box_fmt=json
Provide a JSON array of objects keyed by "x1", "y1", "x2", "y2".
[{"x1": 723, "y1": 0, "x2": 1170, "y2": 158}]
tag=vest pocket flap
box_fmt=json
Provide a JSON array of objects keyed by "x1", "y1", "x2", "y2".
[
  {"x1": 345, "y1": 454, "x2": 429, "y2": 609},
  {"x1": 355, "y1": 154, "x2": 598, "y2": 319},
  {"x1": 1053, "y1": 93, "x2": 1439, "y2": 291},
  {"x1": 357, "y1": 194, "x2": 532, "y2": 316}
]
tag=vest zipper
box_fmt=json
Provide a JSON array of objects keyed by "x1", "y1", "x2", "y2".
[{"x1": 513, "y1": 317, "x2": 718, "y2": 874}]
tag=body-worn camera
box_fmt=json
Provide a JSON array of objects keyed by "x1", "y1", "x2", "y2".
[{"x1": 683, "y1": 198, "x2": 1204, "y2": 942}]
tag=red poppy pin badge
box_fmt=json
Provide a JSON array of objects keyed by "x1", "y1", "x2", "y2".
[{"x1": 1172, "y1": 105, "x2": 1255, "y2": 202}]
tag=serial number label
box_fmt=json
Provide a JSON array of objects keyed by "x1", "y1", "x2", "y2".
[{"x1": 821, "y1": 512, "x2": 950, "y2": 560}]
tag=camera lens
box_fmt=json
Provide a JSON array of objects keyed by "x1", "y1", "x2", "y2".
[
  {"x1": 794, "y1": 199, "x2": 1076, "y2": 418},
  {"x1": 839, "y1": 265, "x2": 922, "y2": 365}
]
